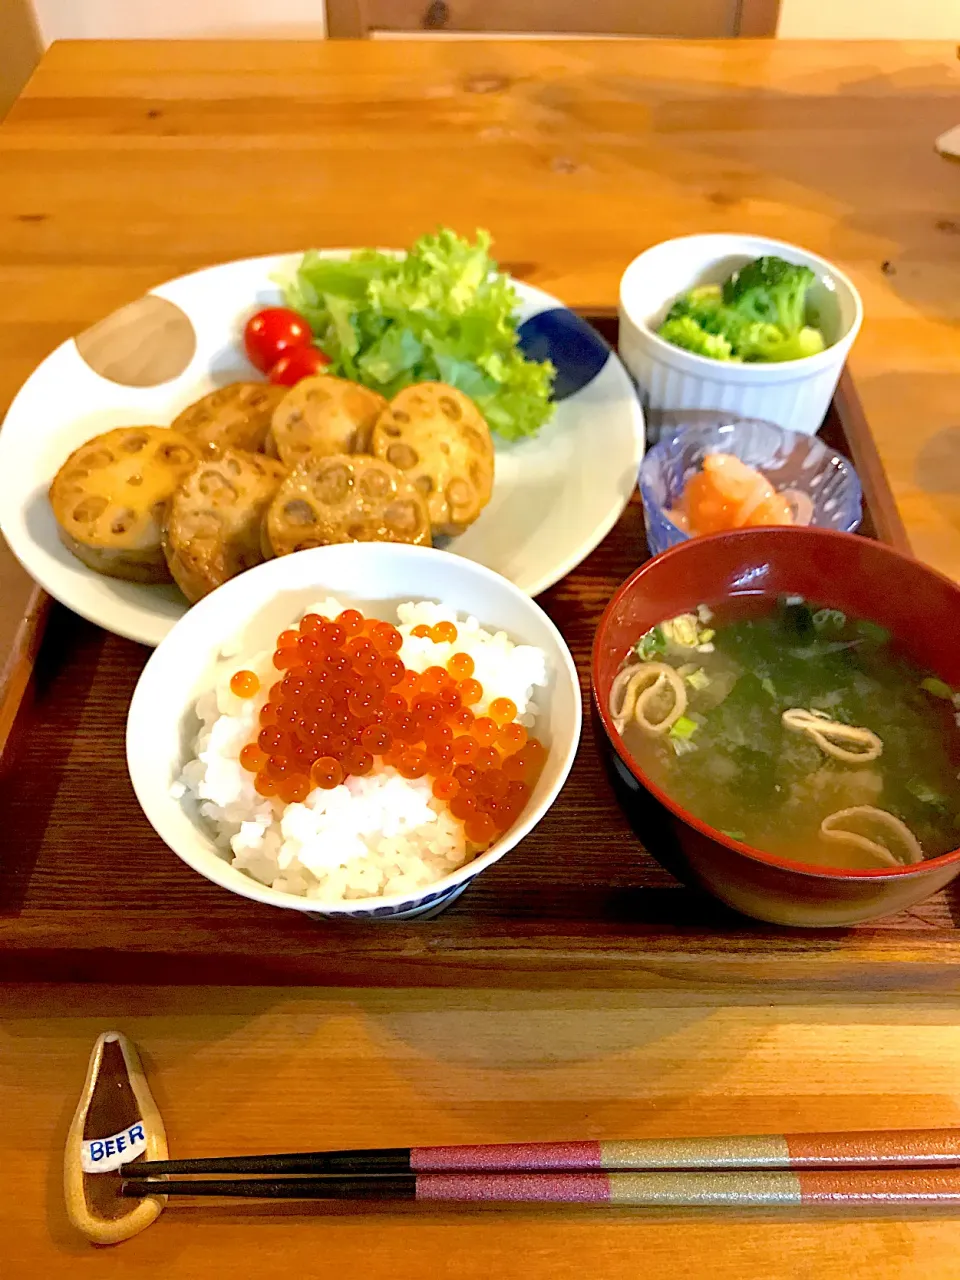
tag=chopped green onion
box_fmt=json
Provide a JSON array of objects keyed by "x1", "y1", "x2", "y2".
[
  {"x1": 855, "y1": 619, "x2": 890, "y2": 645},
  {"x1": 669, "y1": 715, "x2": 698, "y2": 741},
  {"x1": 813, "y1": 608, "x2": 846, "y2": 630},
  {"x1": 760, "y1": 677, "x2": 777, "y2": 699},
  {"x1": 670, "y1": 736, "x2": 698, "y2": 757},
  {"x1": 635, "y1": 626, "x2": 666, "y2": 661},
  {"x1": 685, "y1": 669, "x2": 710, "y2": 691},
  {"x1": 921, "y1": 677, "x2": 953, "y2": 701},
  {"x1": 699, "y1": 628, "x2": 715, "y2": 644},
  {"x1": 906, "y1": 777, "x2": 947, "y2": 806},
  {"x1": 720, "y1": 829, "x2": 747, "y2": 841}
]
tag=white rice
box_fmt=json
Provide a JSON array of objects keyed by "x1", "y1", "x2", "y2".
[{"x1": 176, "y1": 597, "x2": 550, "y2": 901}]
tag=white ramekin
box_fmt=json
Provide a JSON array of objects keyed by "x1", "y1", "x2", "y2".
[{"x1": 618, "y1": 234, "x2": 863, "y2": 436}]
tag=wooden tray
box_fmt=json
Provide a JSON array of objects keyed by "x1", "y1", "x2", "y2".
[{"x1": 3, "y1": 344, "x2": 957, "y2": 994}]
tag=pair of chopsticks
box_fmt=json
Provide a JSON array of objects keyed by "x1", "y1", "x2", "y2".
[{"x1": 121, "y1": 1128, "x2": 960, "y2": 1208}]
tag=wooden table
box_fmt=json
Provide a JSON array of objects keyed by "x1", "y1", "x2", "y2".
[
  {"x1": 7, "y1": 983, "x2": 960, "y2": 1278},
  {"x1": 4, "y1": 38, "x2": 960, "y2": 1276}
]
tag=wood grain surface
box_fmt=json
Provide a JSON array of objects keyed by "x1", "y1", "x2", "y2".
[{"x1": 6, "y1": 982, "x2": 960, "y2": 1277}]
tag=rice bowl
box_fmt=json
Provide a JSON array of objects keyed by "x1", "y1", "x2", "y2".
[{"x1": 127, "y1": 543, "x2": 581, "y2": 920}]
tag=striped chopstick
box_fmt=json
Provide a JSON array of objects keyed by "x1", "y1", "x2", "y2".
[
  {"x1": 120, "y1": 1168, "x2": 960, "y2": 1208},
  {"x1": 129, "y1": 1127, "x2": 960, "y2": 1177}
]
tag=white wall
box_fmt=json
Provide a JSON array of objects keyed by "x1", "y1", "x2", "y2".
[
  {"x1": 778, "y1": 0, "x2": 960, "y2": 39},
  {"x1": 31, "y1": 0, "x2": 326, "y2": 44}
]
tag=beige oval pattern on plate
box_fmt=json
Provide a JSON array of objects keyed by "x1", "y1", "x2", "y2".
[{"x1": 75, "y1": 295, "x2": 197, "y2": 388}]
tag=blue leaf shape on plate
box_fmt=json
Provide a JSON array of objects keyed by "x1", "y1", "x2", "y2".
[{"x1": 518, "y1": 307, "x2": 610, "y2": 401}]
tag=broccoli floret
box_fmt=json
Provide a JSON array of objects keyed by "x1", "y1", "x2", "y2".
[
  {"x1": 740, "y1": 324, "x2": 825, "y2": 363},
  {"x1": 661, "y1": 263, "x2": 826, "y2": 362},
  {"x1": 726, "y1": 319, "x2": 784, "y2": 358},
  {"x1": 722, "y1": 255, "x2": 816, "y2": 336},
  {"x1": 666, "y1": 283, "x2": 724, "y2": 327},
  {"x1": 657, "y1": 315, "x2": 737, "y2": 361},
  {"x1": 669, "y1": 291, "x2": 785, "y2": 356}
]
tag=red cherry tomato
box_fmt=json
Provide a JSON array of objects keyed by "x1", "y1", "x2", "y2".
[
  {"x1": 268, "y1": 345, "x2": 331, "y2": 386},
  {"x1": 243, "y1": 307, "x2": 312, "y2": 373}
]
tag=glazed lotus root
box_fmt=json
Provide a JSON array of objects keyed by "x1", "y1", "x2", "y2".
[
  {"x1": 172, "y1": 382, "x2": 287, "y2": 455},
  {"x1": 371, "y1": 383, "x2": 494, "y2": 537},
  {"x1": 163, "y1": 449, "x2": 288, "y2": 602},
  {"x1": 50, "y1": 426, "x2": 200, "y2": 582},
  {"x1": 268, "y1": 375, "x2": 387, "y2": 466},
  {"x1": 264, "y1": 454, "x2": 430, "y2": 557}
]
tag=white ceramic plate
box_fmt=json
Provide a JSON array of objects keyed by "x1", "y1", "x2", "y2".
[{"x1": 0, "y1": 253, "x2": 644, "y2": 647}]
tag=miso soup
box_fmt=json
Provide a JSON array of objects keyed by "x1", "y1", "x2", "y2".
[{"x1": 610, "y1": 598, "x2": 960, "y2": 870}]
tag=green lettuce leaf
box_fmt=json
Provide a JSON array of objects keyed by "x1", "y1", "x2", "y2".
[{"x1": 280, "y1": 229, "x2": 555, "y2": 441}]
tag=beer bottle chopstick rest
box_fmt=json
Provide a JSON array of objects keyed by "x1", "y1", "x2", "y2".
[{"x1": 64, "y1": 1031, "x2": 169, "y2": 1245}]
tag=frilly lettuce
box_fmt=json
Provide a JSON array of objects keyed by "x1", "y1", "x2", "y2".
[{"x1": 281, "y1": 229, "x2": 555, "y2": 441}]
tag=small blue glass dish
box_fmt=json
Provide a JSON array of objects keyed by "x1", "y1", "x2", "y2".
[{"x1": 639, "y1": 417, "x2": 863, "y2": 558}]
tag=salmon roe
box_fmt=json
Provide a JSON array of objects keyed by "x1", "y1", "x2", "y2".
[
  {"x1": 336, "y1": 609, "x2": 365, "y2": 637},
  {"x1": 447, "y1": 651, "x2": 474, "y2": 680},
  {"x1": 396, "y1": 670, "x2": 420, "y2": 701},
  {"x1": 472, "y1": 717, "x2": 498, "y2": 747},
  {"x1": 419, "y1": 666, "x2": 450, "y2": 695},
  {"x1": 448, "y1": 705, "x2": 475, "y2": 732},
  {"x1": 236, "y1": 607, "x2": 544, "y2": 848},
  {"x1": 427, "y1": 743, "x2": 455, "y2": 774},
  {"x1": 489, "y1": 697, "x2": 518, "y2": 728},
  {"x1": 465, "y1": 811, "x2": 497, "y2": 845},
  {"x1": 310, "y1": 756, "x2": 343, "y2": 790},
  {"x1": 458, "y1": 678, "x2": 483, "y2": 706},
  {"x1": 372, "y1": 622, "x2": 402, "y2": 653},
  {"x1": 344, "y1": 747, "x2": 374, "y2": 777},
  {"x1": 498, "y1": 721, "x2": 527, "y2": 754},
  {"x1": 452, "y1": 735, "x2": 478, "y2": 763},
  {"x1": 230, "y1": 669, "x2": 260, "y2": 698},
  {"x1": 433, "y1": 773, "x2": 460, "y2": 800},
  {"x1": 239, "y1": 743, "x2": 267, "y2": 772},
  {"x1": 398, "y1": 748, "x2": 428, "y2": 780},
  {"x1": 278, "y1": 774, "x2": 310, "y2": 804},
  {"x1": 450, "y1": 791, "x2": 477, "y2": 820}
]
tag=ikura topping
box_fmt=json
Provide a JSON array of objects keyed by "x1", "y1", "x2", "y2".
[
  {"x1": 232, "y1": 605, "x2": 547, "y2": 850},
  {"x1": 230, "y1": 669, "x2": 260, "y2": 698}
]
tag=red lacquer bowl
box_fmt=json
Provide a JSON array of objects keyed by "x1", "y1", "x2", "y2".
[{"x1": 592, "y1": 528, "x2": 960, "y2": 927}]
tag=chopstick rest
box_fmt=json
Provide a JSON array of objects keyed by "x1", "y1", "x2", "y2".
[{"x1": 64, "y1": 1031, "x2": 168, "y2": 1245}]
